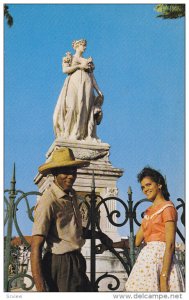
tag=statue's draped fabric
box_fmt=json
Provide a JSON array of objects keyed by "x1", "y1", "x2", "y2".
[{"x1": 53, "y1": 58, "x2": 98, "y2": 141}]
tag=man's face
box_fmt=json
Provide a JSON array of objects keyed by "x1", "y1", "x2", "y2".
[{"x1": 55, "y1": 167, "x2": 77, "y2": 192}]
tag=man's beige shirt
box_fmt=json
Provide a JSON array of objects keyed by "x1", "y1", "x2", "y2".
[{"x1": 32, "y1": 182, "x2": 85, "y2": 254}]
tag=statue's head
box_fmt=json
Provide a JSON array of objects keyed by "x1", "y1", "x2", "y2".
[{"x1": 72, "y1": 39, "x2": 87, "y2": 50}]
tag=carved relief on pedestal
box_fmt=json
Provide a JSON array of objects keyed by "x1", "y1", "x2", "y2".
[
  {"x1": 46, "y1": 145, "x2": 110, "y2": 164},
  {"x1": 103, "y1": 187, "x2": 119, "y2": 198},
  {"x1": 100, "y1": 187, "x2": 119, "y2": 231},
  {"x1": 78, "y1": 195, "x2": 101, "y2": 228},
  {"x1": 73, "y1": 149, "x2": 109, "y2": 161},
  {"x1": 80, "y1": 203, "x2": 89, "y2": 228}
]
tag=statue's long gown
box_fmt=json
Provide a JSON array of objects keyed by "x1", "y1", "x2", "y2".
[{"x1": 53, "y1": 57, "x2": 95, "y2": 140}]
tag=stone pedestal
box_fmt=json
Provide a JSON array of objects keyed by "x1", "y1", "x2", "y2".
[
  {"x1": 34, "y1": 138, "x2": 127, "y2": 291},
  {"x1": 82, "y1": 240, "x2": 128, "y2": 292}
]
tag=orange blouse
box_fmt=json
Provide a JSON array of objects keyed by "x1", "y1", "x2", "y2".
[{"x1": 141, "y1": 201, "x2": 177, "y2": 243}]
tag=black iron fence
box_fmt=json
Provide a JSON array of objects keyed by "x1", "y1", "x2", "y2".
[{"x1": 4, "y1": 166, "x2": 185, "y2": 292}]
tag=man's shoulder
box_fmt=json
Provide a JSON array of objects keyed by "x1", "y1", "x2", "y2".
[
  {"x1": 37, "y1": 184, "x2": 57, "y2": 205},
  {"x1": 71, "y1": 190, "x2": 85, "y2": 201}
]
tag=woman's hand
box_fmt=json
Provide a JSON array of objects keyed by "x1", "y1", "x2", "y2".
[
  {"x1": 160, "y1": 276, "x2": 169, "y2": 292},
  {"x1": 79, "y1": 62, "x2": 89, "y2": 70},
  {"x1": 97, "y1": 90, "x2": 104, "y2": 98}
]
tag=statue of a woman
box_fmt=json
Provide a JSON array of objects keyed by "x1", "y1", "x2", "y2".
[{"x1": 53, "y1": 39, "x2": 104, "y2": 142}]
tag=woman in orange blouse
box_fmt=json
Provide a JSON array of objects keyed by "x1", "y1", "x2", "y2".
[{"x1": 125, "y1": 167, "x2": 184, "y2": 292}]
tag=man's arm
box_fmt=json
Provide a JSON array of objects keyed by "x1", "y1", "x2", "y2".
[
  {"x1": 82, "y1": 227, "x2": 113, "y2": 247},
  {"x1": 82, "y1": 228, "x2": 130, "y2": 254},
  {"x1": 30, "y1": 235, "x2": 46, "y2": 292},
  {"x1": 95, "y1": 238, "x2": 130, "y2": 254}
]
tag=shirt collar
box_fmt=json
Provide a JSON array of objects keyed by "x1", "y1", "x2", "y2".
[
  {"x1": 146, "y1": 200, "x2": 172, "y2": 213},
  {"x1": 51, "y1": 181, "x2": 75, "y2": 200}
]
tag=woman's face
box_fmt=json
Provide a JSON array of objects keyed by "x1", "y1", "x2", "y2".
[
  {"x1": 76, "y1": 43, "x2": 86, "y2": 53},
  {"x1": 140, "y1": 176, "x2": 162, "y2": 201}
]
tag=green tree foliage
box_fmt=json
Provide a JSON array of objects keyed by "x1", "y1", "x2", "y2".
[
  {"x1": 4, "y1": 4, "x2": 13, "y2": 27},
  {"x1": 155, "y1": 4, "x2": 185, "y2": 19}
]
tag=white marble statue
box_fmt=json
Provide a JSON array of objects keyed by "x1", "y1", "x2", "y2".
[{"x1": 53, "y1": 39, "x2": 104, "y2": 142}]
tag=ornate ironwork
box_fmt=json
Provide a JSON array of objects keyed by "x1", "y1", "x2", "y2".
[
  {"x1": 4, "y1": 166, "x2": 185, "y2": 292},
  {"x1": 84, "y1": 175, "x2": 185, "y2": 291},
  {"x1": 132, "y1": 198, "x2": 151, "y2": 226},
  {"x1": 96, "y1": 196, "x2": 129, "y2": 228},
  {"x1": 175, "y1": 198, "x2": 185, "y2": 243},
  {"x1": 95, "y1": 272, "x2": 120, "y2": 291},
  {"x1": 8, "y1": 274, "x2": 35, "y2": 291},
  {"x1": 85, "y1": 182, "x2": 137, "y2": 291},
  {"x1": 4, "y1": 164, "x2": 41, "y2": 292}
]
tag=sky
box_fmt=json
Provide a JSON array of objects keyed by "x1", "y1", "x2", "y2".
[{"x1": 3, "y1": 3, "x2": 185, "y2": 242}]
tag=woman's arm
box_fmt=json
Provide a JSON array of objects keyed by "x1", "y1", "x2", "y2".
[
  {"x1": 63, "y1": 63, "x2": 80, "y2": 74},
  {"x1": 160, "y1": 221, "x2": 176, "y2": 292},
  {"x1": 91, "y1": 73, "x2": 103, "y2": 97},
  {"x1": 30, "y1": 235, "x2": 46, "y2": 292},
  {"x1": 63, "y1": 62, "x2": 91, "y2": 74},
  {"x1": 135, "y1": 225, "x2": 144, "y2": 247},
  {"x1": 63, "y1": 56, "x2": 90, "y2": 74}
]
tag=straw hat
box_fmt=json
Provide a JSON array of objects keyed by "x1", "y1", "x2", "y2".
[{"x1": 38, "y1": 148, "x2": 90, "y2": 175}]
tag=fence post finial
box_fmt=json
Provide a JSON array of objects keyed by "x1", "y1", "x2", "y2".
[
  {"x1": 10, "y1": 163, "x2": 16, "y2": 195},
  {"x1": 91, "y1": 170, "x2": 95, "y2": 192},
  {"x1": 128, "y1": 186, "x2": 132, "y2": 196}
]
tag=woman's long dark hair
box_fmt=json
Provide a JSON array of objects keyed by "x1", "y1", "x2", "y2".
[{"x1": 137, "y1": 167, "x2": 170, "y2": 200}]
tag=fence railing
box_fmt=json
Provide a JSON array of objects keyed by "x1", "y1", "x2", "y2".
[
  {"x1": 4, "y1": 164, "x2": 41, "y2": 292},
  {"x1": 4, "y1": 166, "x2": 185, "y2": 292}
]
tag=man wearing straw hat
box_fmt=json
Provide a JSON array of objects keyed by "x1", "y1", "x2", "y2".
[{"x1": 31, "y1": 147, "x2": 96, "y2": 292}]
